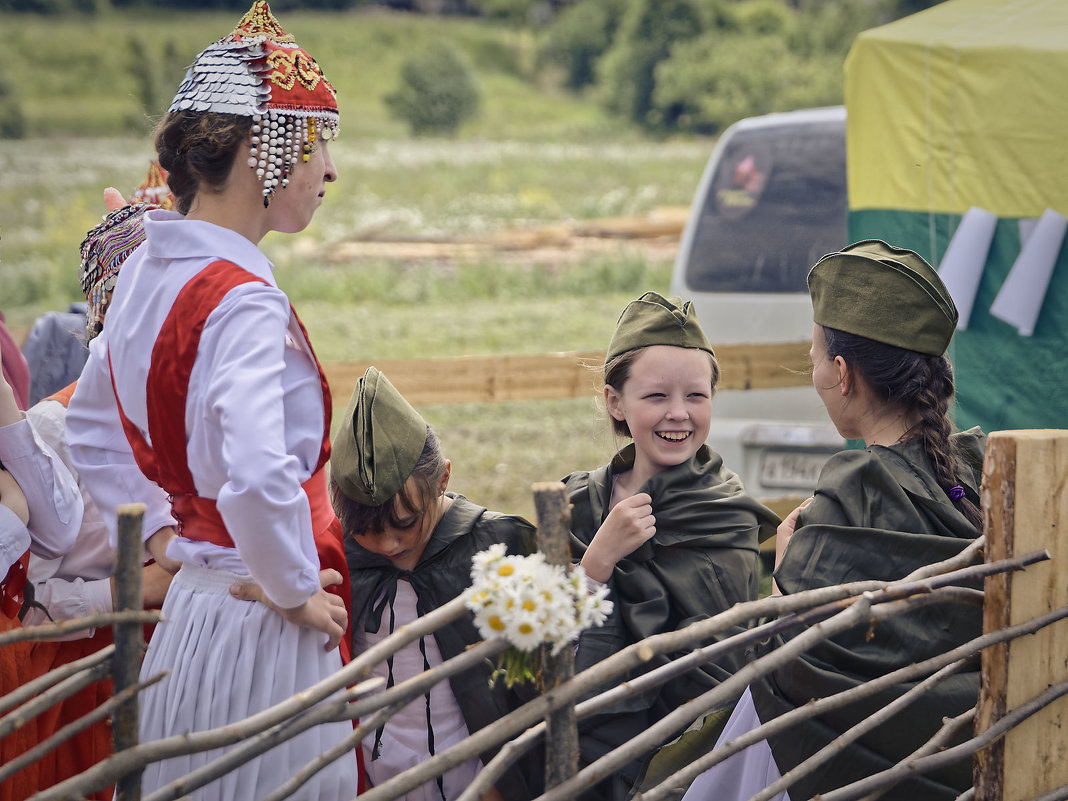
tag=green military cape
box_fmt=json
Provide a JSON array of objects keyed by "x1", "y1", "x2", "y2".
[
  {"x1": 752, "y1": 428, "x2": 986, "y2": 801},
  {"x1": 346, "y1": 493, "x2": 540, "y2": 800},
  {"x1": 564, "y1": 444, "x2": 779, "y2": 800}
]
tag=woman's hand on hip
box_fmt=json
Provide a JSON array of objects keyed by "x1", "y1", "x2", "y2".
[{"x1": 230, "y1": 569, "x2": 348, "y2": 651}]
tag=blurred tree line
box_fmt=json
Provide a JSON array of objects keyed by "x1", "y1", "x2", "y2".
[{"x1": 0, "y1": 0, "x2": 943, "y2": 137}]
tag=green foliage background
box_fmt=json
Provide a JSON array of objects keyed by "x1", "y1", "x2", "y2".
[{"x1": 0, "y1": 0, "x2": 938, "y2": 520}]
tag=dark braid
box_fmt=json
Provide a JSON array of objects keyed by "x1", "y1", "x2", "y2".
[{"x1": 822, "y1": 326, "x2": 983, "y2": 530}]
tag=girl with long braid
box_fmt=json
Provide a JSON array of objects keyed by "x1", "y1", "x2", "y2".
[{"x1": 682, "y1": 240, "x2": 985, "y2": 801}]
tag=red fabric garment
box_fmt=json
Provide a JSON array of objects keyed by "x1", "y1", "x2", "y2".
[
  {"x1": 0, "y1": 606, "x2": 40, "y2": 801},
  {"x1": 0, "y1": 311, "x2": 30, "y2": 411},
  {"x1": 28, "y1": 634, "x2": 114, "y2": 801},
  {"x1": 107, "y1": 259, "x2": 363, "y2": 789}
]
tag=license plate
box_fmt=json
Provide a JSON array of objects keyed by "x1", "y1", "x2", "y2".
[{"x1": 759, "y1": 450, "x2": 828, "y2": 489}]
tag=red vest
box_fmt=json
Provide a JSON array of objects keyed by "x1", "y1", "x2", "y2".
[{"x1": 107, "y1": 260, "x2": 351, "y2": 658}]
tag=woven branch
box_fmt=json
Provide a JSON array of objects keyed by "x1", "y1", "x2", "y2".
[
  {"x1": 0, "y1": 611, "x2": 160, "y2": 646},
  {"x1": 31, "y1": 597, "x2": 471, "y2": 801},
  {"x1": 0, "y1": 671, "x2": 166, "y2": 784},
  {"x1": 256, "y1": 703, "x2": 407, "y2": 801},
  {"x1": 637, "y1": 601, "x2": 1068, "y2": 801},
  {"x1": 540, "y1": 576, "x2": 1018, "y2": 801},
  {"x1": 0, "y1": 645, "x2": 113, "y2": 716},
  {"x1": 0, "y1": 662, "x2": 111, "y2": 739},
  {"x1": 818, "y1": 679, "x2": 1068, "y2": 801},
  {"x1": 1027, "y1": 782, "x2": 1068, "y2": 801},
  {"x1": 750, "y1": 659, "x2": 971, "y2": 801},
  {"x1": 855, "y1": 708, "x2": 976, "y2": 801},
  {"x1": 142, "y1": 701, "x2": 399, "y2": 801},
  {"x1": 330, "y1": 639, "x2": 506, "y2": 723},
  {"x1": 361, "y1": 550, "x2": 1042, "y2": 801}
]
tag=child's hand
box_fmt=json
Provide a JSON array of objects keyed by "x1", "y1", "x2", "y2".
[
  {"x1": 142, "y1": 562, "x2": 175, "y2": 608},
  {"x1": 110, "y1": 561, "x2": 177, "y2": 609},
  {"x1": 0, "y1": 468, "x2": 29, "y2": 525},
  {"x1": 581, "y1": 492, "x2": 656, "y2": 583},
  {"x1": 230, "y1": 569, "x2": 348, "y2": 651},
  {"x1": 103, "y1": 187, "x2": 128, "y2": 211},
  {"x1": 146, "y1": 526, "x2": 182, "y2": 575}
]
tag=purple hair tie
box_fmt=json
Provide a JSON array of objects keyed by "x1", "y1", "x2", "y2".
[{"x1": 948, "y1": 485, "x2": 966, "y2": 500}]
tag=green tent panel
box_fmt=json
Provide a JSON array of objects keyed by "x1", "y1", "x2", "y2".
[{"x1": 844, "y1": 0, "x2": 1068, "y2": 434}]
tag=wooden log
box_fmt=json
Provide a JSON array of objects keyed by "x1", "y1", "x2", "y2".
[
  {"x1": 114, "y1": 503, "x2": 147, "y2": 801},
  {"x1": 532, "y1": 481, "x2": 579, "y2": 790},
  {"x1": 975, "y1": 430, "x2": 1068, "y2": 801},
  {"x1": 320, "y1": 342, "x2": 812, "y2": 408}
]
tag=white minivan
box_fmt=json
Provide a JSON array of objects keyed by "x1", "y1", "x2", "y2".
[{"x1": 670, "y1": 106, "x2": 849, "y2": 502}]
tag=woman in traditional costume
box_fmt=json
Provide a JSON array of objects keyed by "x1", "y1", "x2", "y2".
[
  {"x1": 329, "y1": 366, "x2": 539, "y2": 800},
  {"x1": 682, "y1": 240, "x2": 985, "y2": 801},
  {"x1": 23, "y1": 198, "x2": 179, "y2": 800},
  {"x1": 0, "y1": 341, "x2": 82, "y2": 801},
  {"x1": 66, "y1": 4, "x2": 358, "y2": 798},
  {"x1": 563, "y1": 292, "x2": 779, "y2": 800}
]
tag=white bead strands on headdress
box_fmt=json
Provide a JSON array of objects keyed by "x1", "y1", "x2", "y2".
[{"x1": 168, "y1": 1, "x2": 340, "y2": 207}]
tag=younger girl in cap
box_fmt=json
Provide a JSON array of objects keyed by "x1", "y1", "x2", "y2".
[
  {"x1": 330, "y1": 366, "x2": 540, "y2": 801},
  {"x1": 681, "y1": 240, "x2": 985, "y2": 801},
  {"x1": 65, "y1": 3, "x2": 357, "y2": 798},
  {"x1": 564, "y1": 291, "x2": 779, "y2": 801}
]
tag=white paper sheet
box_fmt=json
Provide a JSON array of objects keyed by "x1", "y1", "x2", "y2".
[
  {"x1": 990, "y1": 208, "x2": 1067, "y2": 336},
  {"x1": 937, "y1": 206, "x2": 997, "y2": 330}
]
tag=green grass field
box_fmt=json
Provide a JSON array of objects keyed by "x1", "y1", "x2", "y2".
[{"x1": 0, "y1": 9, "x2": 721, "y2": 523}]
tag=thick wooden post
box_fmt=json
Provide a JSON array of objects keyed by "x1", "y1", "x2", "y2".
[
  {"x1": 532, "y1": 481, "x2": 579, "y2": 790},
  {"x1": 975, "y1": 430, "x2": 1068, "y2": 801},
  {"x1": 114, "y1": 503, "x2": 146, "y2": 801}
]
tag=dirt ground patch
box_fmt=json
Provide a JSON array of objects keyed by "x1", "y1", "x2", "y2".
[{"x1": 320, "y1": 206, "x2": 689, "y2": 265}]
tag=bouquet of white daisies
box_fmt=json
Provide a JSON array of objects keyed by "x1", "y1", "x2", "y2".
[{"x1": 464, "y1": 544, "x2": 613, "y2": 687}]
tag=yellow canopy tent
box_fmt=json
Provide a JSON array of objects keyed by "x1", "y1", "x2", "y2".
[{"x1": 845, "y1": 0, "x2": 1068, "y2": 432}]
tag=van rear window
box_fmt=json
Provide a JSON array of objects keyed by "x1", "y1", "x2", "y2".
[{"x1": 684, "y1": 121, "x2": 847, "y2": 293}]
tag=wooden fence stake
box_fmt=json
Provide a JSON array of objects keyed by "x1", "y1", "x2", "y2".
[
  {"x1": 114, "y1": 503, "x2": 147, "y2": 801},
  {"x1": 975, "y1": 430, "x2": 1068, "y2": 801},
  {"x1": 532, "y1": 481, "x2": 579, "y2": 790}
]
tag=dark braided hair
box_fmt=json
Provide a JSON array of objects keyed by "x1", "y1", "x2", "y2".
[
  {"x1": 154, "y1": 111, "x2": 253, "y2": 215},
  {"x1": 821, "y1": 325, "x2": 983, "y2": 530}
]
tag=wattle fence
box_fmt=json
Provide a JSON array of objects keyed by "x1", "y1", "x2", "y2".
[{"x1": 2, "y1": 349, "x2": 1066, "y2": 801}]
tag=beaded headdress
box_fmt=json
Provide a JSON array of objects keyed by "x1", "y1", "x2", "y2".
[
  {"x1": 167, "y1": 1, "x2": 340, "y2": 206},
  {"x1": 80, "y1": 203, "x2": 156, "y2": 341}
]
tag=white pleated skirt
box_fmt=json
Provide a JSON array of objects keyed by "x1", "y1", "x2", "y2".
[
  {"x1": 138, "y1": 565, "x2": 359, "y2": 801},
  {"x1": 681, "y1": 688, "x2": 790, "y2": 801}
]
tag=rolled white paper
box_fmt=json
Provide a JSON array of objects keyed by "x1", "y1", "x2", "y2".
[
  {"x1": 1019, "y1": 217, "x2": 1038, "y2": 248},
  {"x1": 989, "y1": 208, "x2": 1068, "y2": 337},
  {"x1": 937, "y1": 206, "x2": 997, "y2": 330}
]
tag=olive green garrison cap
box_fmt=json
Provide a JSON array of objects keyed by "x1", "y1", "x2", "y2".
[
  {"x1": 808, "y1": 239, "x2": 958, "y2": 356},
  {"x1": 330, "y1": 366, "x2": 427, "y2": 507},
  {"x1": 607, "y1": 291, "x2": 714, "y2": 362}
]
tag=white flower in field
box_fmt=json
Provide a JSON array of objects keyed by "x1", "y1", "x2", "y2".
[{"x1": 464, "y1": 547, "x2": 613, "y2": 657}]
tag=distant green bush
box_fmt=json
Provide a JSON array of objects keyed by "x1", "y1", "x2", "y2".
[
  {"x1": 385, "y1": 40, "x2": 482, "y2": 136},
  {"x1": 0, "y1": 68, "x2": 26, "y2": 139},
  {"x1": 536, "y1": 0, "x2": 627, "y2": 90},
  {"x1": 595, "y1": 0, "x2": 703, "y2": 128}
]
